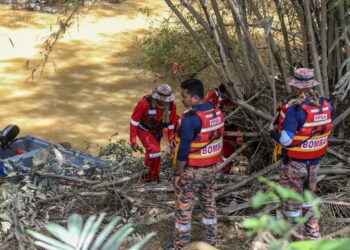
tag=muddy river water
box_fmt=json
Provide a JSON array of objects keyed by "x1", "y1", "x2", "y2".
[{"x1": 0, "y1": 1, "x2": 177, "y2": 153}]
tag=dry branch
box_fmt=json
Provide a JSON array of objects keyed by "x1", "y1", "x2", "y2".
[{"x1": 216, "y1": 160, "x2": 282, "y2": 199}]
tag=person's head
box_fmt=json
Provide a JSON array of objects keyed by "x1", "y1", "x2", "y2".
[
  {"x1": 152, "y1": 84, "x2": 175, "y2": 105},
  {"x1": 288, "y1": 68, "x2": 319, "y2": 96},
  {"x1": 180, "y1": 79, "x2": 204, "y2": 108}
]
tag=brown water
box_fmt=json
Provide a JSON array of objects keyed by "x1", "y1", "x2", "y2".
[{"x1": 0, "y1": 1, "x2": 174, "y2": 153}]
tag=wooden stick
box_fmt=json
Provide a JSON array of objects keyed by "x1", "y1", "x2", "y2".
[
  {"x1": 329, "y1": 137, "x2": 350, "y2": 145},
  {"x1": 327, "y1": 148, "x2": 350, "y2": 165},
  {"x1": 225, "y1": 88, "x2": 266, "y2": 122},
  {"x1": 223, "y1": 132, "x2": 260, "y2": 137},
  {"x1": 90, "y1": 170, "x2": 148, "y2": 190},
  {"x1": 34, "y1": 171, "x2": 100, "y2": 185},
  {"x1": 216, "y1": 160, "x2": 282, "y2": 199},
  {"x1": 333, "y1": 106, "x2": 350, "y2": 128},
  {"x1": 216, "y1": 141, "x2": 253, "y2": 172},
  {"x1": 322, "y1": 226, "x2": 350, "y2": 240},
  {"x1": 35, "y1": 191, "x2": 109, "y2": 205}
]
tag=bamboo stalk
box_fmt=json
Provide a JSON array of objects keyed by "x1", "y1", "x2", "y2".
[
  {"x1": 227, "y1": 0, "x2": 274, "y2": 88},
  {"x1": 199, "y1": 0, "x2": 243, "y2": 99},
  {"x1": 210, "y1": 0, "x2": 248, "y2": 86},
  {"x1": 164, "y1": 0, "x2": 228, "y2": 84},
  {"x1": 321, "y1": 0, "x2": 329, "y2": 97},
  {"x1": 304, "y1": 0, "x2": 325, "y2": 96}
]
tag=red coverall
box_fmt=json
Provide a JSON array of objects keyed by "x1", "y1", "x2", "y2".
[
  {"x1": 205, "y1": 89, "x2": 241, "y2": 174},
  {"x1": 130, "y1": 95, "x2": 179, "y2": 181}
]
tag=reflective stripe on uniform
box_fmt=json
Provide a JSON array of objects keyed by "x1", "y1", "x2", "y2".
[
  {"x1": 205, "y1": 111, "x2": 222, "y2": 118},
  {"x1": 168, "y1": 125, "x2": 175, "y2": 129},
  {"x1": 200, "y1": 122, "x2": 224, "y2": 133},
  {"x1": 202, "y1": 218, "x2": 217, "y2": 225},
  {"x1": 285, "y1": 210, "x2": 302, "y2": 218},
  {"x1": 148, "y1": 110, "x2": 156, "y2": 115},
  {"x1": 149, "y1": 152, "x2": 161, "y2": 158},
  {"x1": 303, "y1": 119, "x2": 332, "y2": 127},
  {"x1": 311, "y1": 107, "x2": 329, "y2": 113},
  {"x1": 130, "y1": 119, "x2": 139, "y2": 126},
  {"x1": 280, "y1": 112, "x2": 285, "y2": 119},
  {"x1": 175, "y1": 223, "x2": 191, "y2": 232},
  {"x1": 302, "y1": 202, "x2": 313, "y2": 208},
  {"x1": 191, "y1": 138, "x2": 222, "y2": 147},
  {"x1": 188, "y1": 150, "x2": 222, "y2": 159},
  {"x1": 294, "y1": 131, "x2": 331, "y2": 140}
]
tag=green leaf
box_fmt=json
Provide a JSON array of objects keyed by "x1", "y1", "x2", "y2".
[
  {"x1": 102, "y1": 224, "x2": 134, "y2": 250},
  {"x1": 35, "y1": 241, "x2": 68, "y2": 250},
  {"x1": 242, "y1": 218, "x2": 260, "y2": 229},
  {"x1": 290, "y1": 239, "x2": 350, "y2": 250},
  {"x1": 45, "y1": 223, "x2": 75, "y2": 247},
  {"x1": 91, "y1": 217, "x2": 122, "y2": 250},
  {"x1": 82, "y1": 213, "x2": 106, "y2": 250},
  {"x1": 128, "y1": 232, "x2": 156, "y2": 250},
  {"x1": 251, "y1": 191, "x2": 270, "y2": 209},
  {"x1": 67, "y1": 214, "x2": 83, "y2": 247},
  {"x1": 27, "y1": 230, "x2": 74, "y2": 250},
  {"x1": 76, "y1": 215, "x2": 97, "y2": 249}
]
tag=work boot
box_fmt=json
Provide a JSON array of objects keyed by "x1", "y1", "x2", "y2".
[{"x1": 162, "y1": 242, "x2": 175, "y2": 250}]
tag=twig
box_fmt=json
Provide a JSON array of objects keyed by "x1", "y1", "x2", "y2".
[
  {"x1": 327, "y1": 148, "x2": 350, "y2": 165},
  {"x1": 216, "y1": 160, "x2": 282, "y2": 199},
  {"x1": 90, "y1": 169, "x2": 148, "y2": 190},
  {"x1": 34, "y1": 171, "x2": 100, "y2": 185}
]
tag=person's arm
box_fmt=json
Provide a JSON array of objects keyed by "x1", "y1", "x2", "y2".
[
  {"x1": 167, "y1": 101, "x2": 179, "y2": 143},
  {"x1": 279, "y1": 107, "x2": 303, "y2": 146},
  {"x1": 269, "y1": 107, "x2": 300, "y2": 147},
  {"x1": 130, "y1": 98, "x2": 146, "y2": 148},
  {"x1": 174, "y1": 114, "x2": 201, "y2": 174}
]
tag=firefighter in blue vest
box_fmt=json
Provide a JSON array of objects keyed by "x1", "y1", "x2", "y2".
[
  {"x1": 163, "y1": 79, "x2": 224, "y2": 250},
  {"x1": 269, "y1": 68, "x2": 333, "y2": 241},
  {"x1": 130, "y1": 84, "x2": 179, "y2": 182}
]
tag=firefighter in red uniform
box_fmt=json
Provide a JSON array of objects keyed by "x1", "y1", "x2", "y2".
[
  {"x1": 269, "y1": 68, "x2": 334, "y2": 240},
  {"x1": 205, "y1": 83, "x2": 242, "y2": 174},
  {"x1": 130, "y1": 84, "x2": 178, "y2": 182}
]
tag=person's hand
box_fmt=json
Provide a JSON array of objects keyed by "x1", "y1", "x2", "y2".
[
  {"x1": 169, "y1": 140, "x2": 176, "y2": 157},
  {"x1": 170, "y1": 139, "x2": 176, "y2": 149},
  {"x1": 269, "y1": 122, "x2": 276, "y2": 132},
  {"x1": 131, "y1": 143, "x2": 139, "y2": 152},
  {"x1": 173, "y1": 175, "x2": 180, "y2": 188}
]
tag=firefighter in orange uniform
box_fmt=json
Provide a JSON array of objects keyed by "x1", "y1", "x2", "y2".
[
  {"x1": 163, "y1": 79, "x2": 224, "y2": 250},
  {"x1": 130, "y1": 84, "x2": 178, "y2": 182},
  {"x1": 205, "y1": 83, "x2": 242, "y2": 174},
  {"x1": 269, "y1": 68, "x2": 334, "y2": 240}
]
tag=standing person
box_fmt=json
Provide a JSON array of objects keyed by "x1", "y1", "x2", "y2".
[
  {"x1": 205, "y1": 83, "x2": 242, "y2": 174},
  {"x1": 269, "y1": 68, "x2": 333, "y2": 241},
  {"x1": 164, "y1": 79, "x2": 224, "y2": 250},
  {"x1": 130, "y1": 84, "x2": 178, "y2": 183}
]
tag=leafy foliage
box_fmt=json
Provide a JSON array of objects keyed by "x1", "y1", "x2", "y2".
[
  {"x1": 27, "y1": 213, "x2": 156, "y2": 250},
  {"x1": 242, "y1": 178, "x2": 349, "y2": 250}
]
